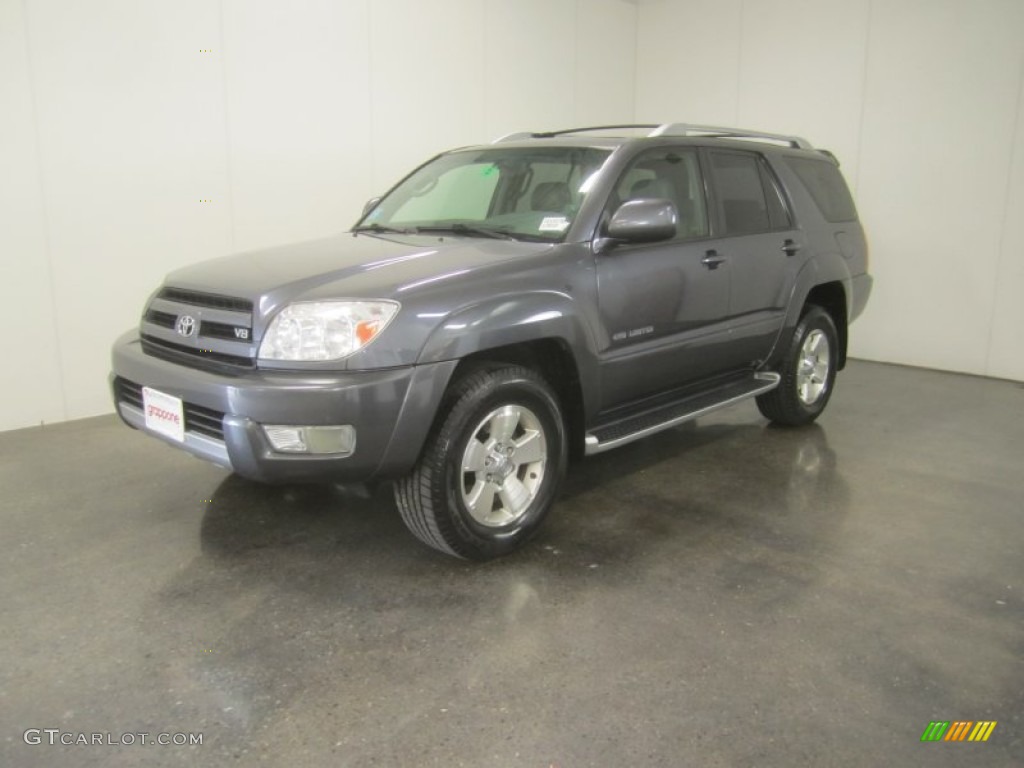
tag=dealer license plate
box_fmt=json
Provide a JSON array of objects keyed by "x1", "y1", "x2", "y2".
[{"x1": 142, "y1": 386, "x2": 185, "y2": 443}]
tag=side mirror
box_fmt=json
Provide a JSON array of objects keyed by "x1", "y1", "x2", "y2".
[
  {"x1": 362, "y1": 196, "x2": 382, "y2": 216},
  {"x1": 605, "y1": 199, "x2": 677, "y2": 244}
]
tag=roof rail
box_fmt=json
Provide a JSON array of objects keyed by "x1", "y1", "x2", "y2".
[
  {"x1": 493, "y1": 123, "x2": 814, "y2": 149},
  {"x1": 649, "y1": 123, "x2": 814, "y2": 149},
  {"x1": 493, "y1": 124, "x2": 660, "y2": 142},
  {"x1": 491, "y1": 131, "x2": 537, "y2": 143}
]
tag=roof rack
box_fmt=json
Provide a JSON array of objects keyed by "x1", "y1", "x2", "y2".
[
  {"x1": 651, "y1": 123, "x2": 813, "y2": 149},
  {"x1": 493, "y1": 125, "x2": 660, "y2": 143},
  {"x1": 493, "y1": 123, "x2": 814, "y2": 150}
]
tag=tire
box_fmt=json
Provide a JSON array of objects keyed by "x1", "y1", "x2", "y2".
[
  {"x1": 756, "y1": 305, "x2": 839, "y2": 427},
  {"x1": 393, "y1": 365, "x2": 567, "y2": 560}
]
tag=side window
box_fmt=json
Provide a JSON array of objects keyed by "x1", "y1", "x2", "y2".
[
  {"x1": 709, "y1": 151, "x2": 771, "y2": 235},
  {"x1": 785, "y1": 156, "x2": 858, "y2": 222},
  {"x1": 759, "y1": 159, "x2": 793, "y2": 230},
  {"x1": 608, "y1": 148, "x2": 708, "y2": 239}
]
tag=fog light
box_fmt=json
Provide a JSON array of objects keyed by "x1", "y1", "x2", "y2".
[{"x1": 263, "y1": 425, "x2": 356, "y2": 455}]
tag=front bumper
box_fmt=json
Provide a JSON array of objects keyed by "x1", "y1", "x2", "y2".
[{"x1": 110, "y1": 330, "x2": 456, "y2": 483}]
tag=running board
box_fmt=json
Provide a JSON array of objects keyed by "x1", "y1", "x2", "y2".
[{"x1": 584, "y1": 372, "x2": 780, "y2": 455}]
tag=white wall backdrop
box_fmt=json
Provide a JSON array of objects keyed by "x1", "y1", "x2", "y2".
[
  {"x1": 2, "y1": 0, "x2": 1023, "y2": 433},
  {"x1": 635, "y1": 0, "x2": 1024, "y2": 381},
  {"x1": 0, "y1": 0, "x2": 637, "y2": 431}
]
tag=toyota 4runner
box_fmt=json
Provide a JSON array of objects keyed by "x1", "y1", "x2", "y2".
[{"x1": 111, "y1": 123, "x2": 872, "y2": 559}]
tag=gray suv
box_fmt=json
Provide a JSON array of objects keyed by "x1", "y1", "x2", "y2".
[{"x1": 111, "y1": 123, "x2": 872, "y2": 559}]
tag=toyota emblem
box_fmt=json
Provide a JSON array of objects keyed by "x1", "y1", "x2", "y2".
[{"x1": 175, "y1": 315, "x2": 197, "y2": 338}]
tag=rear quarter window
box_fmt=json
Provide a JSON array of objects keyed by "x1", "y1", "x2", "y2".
[{"x1": 785, "y1": 156, "x2": 858, "y2": 223}]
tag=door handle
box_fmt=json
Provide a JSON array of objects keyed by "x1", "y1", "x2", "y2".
[
  {"x1": 782, "y1": 239, "x2": 802, "y2": 256},
  {"x1": 701, "y1": 250, "x2": 725, "y2": 270}
]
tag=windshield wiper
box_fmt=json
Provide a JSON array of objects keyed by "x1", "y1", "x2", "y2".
[
  {"x1": 414, "y1": 223, "x2": 517, "y2": 241},
  {"x1": 352, "y1": 223, "x2": 417, "y2": 235}
]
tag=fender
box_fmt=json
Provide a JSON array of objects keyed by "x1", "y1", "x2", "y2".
[
  {"x1": 371, "y1": 293, "x2": 599, "y2": 479},
  {"x1": 416, "y1": 290, "x2": 601, "y2": 415},
  {"x1": 762, "y1": 249, "x2": 855, "y2": 370}
]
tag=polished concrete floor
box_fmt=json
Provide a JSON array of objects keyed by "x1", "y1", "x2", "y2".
[{"x1": 1, "y1": 360, "x2": 1021, "y2": 767}]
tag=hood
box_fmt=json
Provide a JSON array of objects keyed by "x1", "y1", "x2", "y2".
[{"x1": 163, "y1": 232, "x2": 553, "y2": 315}]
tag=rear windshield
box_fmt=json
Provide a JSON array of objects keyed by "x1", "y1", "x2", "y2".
[{"x1": 785, "y1": 156, "x2": 858, "y2": 223}]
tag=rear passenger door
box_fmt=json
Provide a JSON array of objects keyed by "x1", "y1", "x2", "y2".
[{"x1": 705, "y1": 149, "x2": 802, "y2": 366}]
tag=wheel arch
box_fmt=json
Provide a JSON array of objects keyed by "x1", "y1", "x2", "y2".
[
  {"x1": 451, "y1": 338, "x2": 587, "y2": 460},
  {"x1": 767, "y1": 254, "x2": 852, "y2": 372},
  {"x1": 804, "y1": 282, "x2": 848, "y2": 369},
  {"x1": 415, "y1": 293, "x2": 598, "y2": 457}
]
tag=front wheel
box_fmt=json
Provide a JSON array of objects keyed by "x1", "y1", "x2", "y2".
[
  {"x1": 756, "y1": 306, "x2": 839, "y2": 426},
  {"x1": 393, "y1": 365, "x2": 567, "y2": 559}
]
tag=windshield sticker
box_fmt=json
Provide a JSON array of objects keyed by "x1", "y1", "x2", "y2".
[
  {"x1": 481, "y1": 164, "x2": 498, "y2": 177},
  {"x1": 539, "y1": 216, "x2": 569, "y2": 232}
]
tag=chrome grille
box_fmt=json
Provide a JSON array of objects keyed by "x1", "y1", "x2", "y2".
[
  {"x1": 146, "y1": 309, "x2": 177, "y2": 329},
  {"x1": 156, "y1": 287, "x2": 253, "y2": 313},
  {"x1": 140, "y1": 336, "x2": 254, "y2": 372},
  {"x1": 141, "y1": 286, "x2": 255, "y2": 372}
]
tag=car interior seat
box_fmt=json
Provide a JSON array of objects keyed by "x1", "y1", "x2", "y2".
[{"x1": 530, "y1": 181, "x2": 571, "y2": 212}]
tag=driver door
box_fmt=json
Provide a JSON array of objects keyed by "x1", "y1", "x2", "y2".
[{"x1": 596, "y1": 147, "x2": 732, "y2": 411}]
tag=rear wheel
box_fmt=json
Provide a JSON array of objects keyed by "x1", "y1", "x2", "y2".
[
  {"x1": 756, "y1": 306, "x2": 839, "y2": 426},
  {"x1": 394, "y1": 365, "x2": 566, "y2": 559}
]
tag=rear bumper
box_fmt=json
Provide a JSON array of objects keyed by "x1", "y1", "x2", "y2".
[
  {"x1": 110, "y1": 330, "x2": 456, "y2": 483},
  {"x1": 849, "y1": 273, "x2": 873, "y2": 322}
]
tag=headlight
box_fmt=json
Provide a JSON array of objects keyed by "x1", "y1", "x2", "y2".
[{"x1": 258, "y1": 301, "x2": 399, "y2": 361}]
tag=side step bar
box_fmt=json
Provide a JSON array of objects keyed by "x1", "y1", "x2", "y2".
[{"x1": 584, "y1": 372, "x2": 780, "y2": 456}]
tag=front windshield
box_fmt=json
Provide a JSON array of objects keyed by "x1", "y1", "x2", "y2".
[{"x1": 356, "y1": 146, "x2": 612, "y2": 242}]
